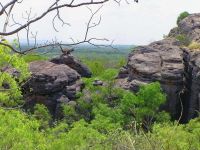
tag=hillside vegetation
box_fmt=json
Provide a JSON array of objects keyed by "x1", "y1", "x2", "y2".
[
  {"x1": 0, "y1": 41, "x2": 200, "y2": 150},
  {"x1": 0, "y1": 12, "x2": 200, "y2": 150}
]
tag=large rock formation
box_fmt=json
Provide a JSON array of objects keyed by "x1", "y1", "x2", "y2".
[
  {"x1": 28, "y1": 61, "x2": 80, "y2": 94},
  {"x1": 118, "y1": 38, "x2": 185, "y2": 119},
  {"x1": 23, "y1": 54, "x2": 90, "y2": 118},
  {"x1": 183, "y1": 48, "x2": 200, "y2": 120},
  {"x1": 51, "y1": 53, "x2": 92, "y2": 78},
  {"x1": 169, "y1": 13, "x2": 200, "y2": 42},
  {"x1": 118, "y1": 13, "x2": 200, "y2": 122}
]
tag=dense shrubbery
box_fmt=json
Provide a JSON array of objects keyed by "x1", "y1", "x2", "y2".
[
  {"x1": 1, "y1": 43, "x2": 200, "y2": 149},
  {"x1": 0, "y1": 41, "x2": 30, "y2": 107},
  {"x1": 22, "y1": 53, "x2": 47, "y2": 63},
  {"x1": 0, "y1": 105, "x2": 199, "y2": 149}
]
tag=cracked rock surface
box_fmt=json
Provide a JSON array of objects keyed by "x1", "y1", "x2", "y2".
[
  {"x1": 118, "y1": 13, "x2": 200, "y2": 121},
  {"x1": 23, "y1": 55, "x2": 88, "y2": 118},
  {"x1": 117, "y1": 38, "x2": 185, "y2": 119}
]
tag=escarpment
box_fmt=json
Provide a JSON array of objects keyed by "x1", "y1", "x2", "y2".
[{"x1": 118, "y1": 13, "x2": 200, "y2": 122}]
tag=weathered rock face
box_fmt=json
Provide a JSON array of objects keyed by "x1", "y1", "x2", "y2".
[
  {"x1": 118, "y1": 38, "x2": 185, "y2": 119},
  {"x1": 23, "y1": 60, "x2": 85, "y2": 118},
  {"x1": 118, "y1": 13, "x2": 200, "y2": 122},
  {"x1": 183, "y1": 48, "x2": 200, "y2": 120},
  {"x1": 51, "y1": 54, "x2": 92, "y2": 78},
  {"x1": 169, "y1": 13, "x2": 200, "y2": 42},
  {"x1": 28, "y1": 61, "x2": 80, "y2": 94}
]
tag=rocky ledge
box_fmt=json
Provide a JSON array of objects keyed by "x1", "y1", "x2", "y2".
[
  {"x1": 118, "y1": 13, "x2": 200, "y2": 122},
  {"x1": 23, "y1": 53, "x2": 91, "y2": 118}
]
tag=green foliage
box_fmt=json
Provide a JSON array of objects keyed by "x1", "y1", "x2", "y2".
[
  {"x1": 0, "y1": 108, "x2": 47, "y2": 150},
  {"x1": 49, "y1": 120, "x2": 107, "y2": 150},
  {"x1": 84, "y1": 60, "x2": 105, "y2": 76},
  {"x1": 176, "y1": 34, "x2": 191, "y2": 46},
  {"x1": 120, "y1": 82, "x2": 167, "y2": 129},
  {"x1": 22, "y1": 53, "x2": 47, "y2": 63},
  {"x1": 177, "y1": 11, "x2": 190, "y2": 25},
  {"x1": 91, "y1": 103, "x2": 123, "y2": 133},
  {"x1": 100, "y1": 69, "x2": 118, "y2": 81},
  {"x1": 62, "y1": 104, "x2": 79, "y2": 124},
  {"x1": 33, "y1": 104, "x2": 52, "y2": 129},
  {"x1": 150, "y1": 118, "x2": 200, "y2": 150},
  {"x1": 0, "y1": 41, "x2": 30, "y2": 107},
  {"x1": 80, "y1": 73, "x2": 167, "y2": 131},
  {"x1": 1, "y1": 44, "x2": 200, "y2": 150},
  {"x1": 1, "y1": 106, "x2": 200, "y2": 150},
  {"x1": 136, "y1": 82, "x2": 166, "y2": 118}
]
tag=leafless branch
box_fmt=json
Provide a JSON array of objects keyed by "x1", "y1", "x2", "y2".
[
  {"x1": 0, "y1": 0, "x2": 111, "y2": 36},
  {"x1": 0, "y1": 0, "x2": 17, "y2": 16},
  {"x1": 0, "y1": 0, "x2": 139, "y2": 54}
]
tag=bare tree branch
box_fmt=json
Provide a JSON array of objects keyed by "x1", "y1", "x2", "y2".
[
  {"x1": 0, "y1": 0, "x2": 111, "y2": 36},
  {"x1": 0, "y1": 0, "x2": 17, "y2": 16},
  {"x1": 0, "y1": 0, "x2": 139, "y2": 54}
]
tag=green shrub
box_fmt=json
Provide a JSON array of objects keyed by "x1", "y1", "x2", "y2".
[
  {"x1": 22, "y1": 53, "x2": 47, "y2": 63},
  {"x1": 62, "y1": 104, "x2": 79, "y2": 124},
  {"x1": 150, "y1": 117, "x2": 200, "y2": 150},
  {"x1": 49, "y1": 119, "x2": 107, "y2": 150},
  {"x1": 0, "y1": 41, "x2": 30, "y2": 107},
  {"x1": 84, "y1": 60, "x2": 105, "y2": 76},
  {"x1": 177, "y1": 11, "x2": 189, "y2": 25},
  {"x1": 33, "y1": 104, "x2": 52, "y2": 129},
  {"x1": 91, "y1": 103, "x2": 123, "y2": 133},
  {"x1": 176, "y1": 34, "x2": 191, "y2": 46},
  {"x1": 120, "y1": 82, "x2": 167, "y2": 129},
  {"x1": 0, "y1": 108, "x2": 47, "y2": 150}
]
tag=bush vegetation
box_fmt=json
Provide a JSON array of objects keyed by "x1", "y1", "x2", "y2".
[
  {"x1": 176, "y1": 34, "x2": 191, "y2": 46},
  {"x1": 0, "y1": 41, "x2": 30, "y2": 107},
  {"x1": 177, "y1": 11, "x2": 190, "y2": 25},
  {"x1": 1, "y1": 42, "x2": 200, "y2": 149}
]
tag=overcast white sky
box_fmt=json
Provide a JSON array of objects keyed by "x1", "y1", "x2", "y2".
[{"x1": 1, "y1": 0, "x2": 200, "y2": 45}]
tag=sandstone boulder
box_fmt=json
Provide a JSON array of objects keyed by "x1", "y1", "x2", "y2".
[
  {"x1": 51, "y1": 54, "x2": 92, "y2": 78},
  {"x1": 23, "y1": 60, "x2": 84, "y2": 118},
  {"x1": 27, "y1": 61, "x2": 80, "y2": 94}
]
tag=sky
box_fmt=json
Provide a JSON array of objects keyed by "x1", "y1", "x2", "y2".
[{"x1": 1, "y1": 0, "x2": 200, "y2": 45}]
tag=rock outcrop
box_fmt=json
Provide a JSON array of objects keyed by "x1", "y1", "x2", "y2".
[
  {"x1": 183, "y1": 48, "x2": 200, "y2": 120},
  {"x1": 23, "y1": 54, "x2": 89, "y2": 118},
  {"x1": 169, "y1": 13, "x2": 200, "y2": 42},
  {"x1": 27, "y1": 61, "x2": 80, "y2": 94},
  {"x1": 118, "y1": 13, "x2": 200, "y2": 122},
  {"x1": 51, "y1": 53, "x2": 92, "y2": 78},
  {"x1": 118, "y1": 38, "x2": 185, "y2": 119}
]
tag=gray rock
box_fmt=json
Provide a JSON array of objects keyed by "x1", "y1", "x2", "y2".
[
  {"x1": 117, "y1": 38, "x2": 185, "y2": 119},
  {"x1": 183, "y1": 48, "x2": 200, "y2": 120},
  {"x1": 93, "y1": 80, "x2": 104, "y2": 86},
  {"x1": 118, "y1": 66, "x2": 129, "y2": 78},
  {"x1": 169, "y1": 13, "x2": 200, "y2": 42},
  {"x1": 23, "y1": 60, "x2": 84, "y2": 119},
  {"x1": 28, "y1": 61, "x2": 80, "y2": 95},
  {"x1": 51, "y1": 54, "x2": 92, "y2": 78}
]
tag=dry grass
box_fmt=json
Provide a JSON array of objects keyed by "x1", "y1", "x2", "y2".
[{"x1": 188, "y1": 41, "x2": 200, "y2": 51}]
